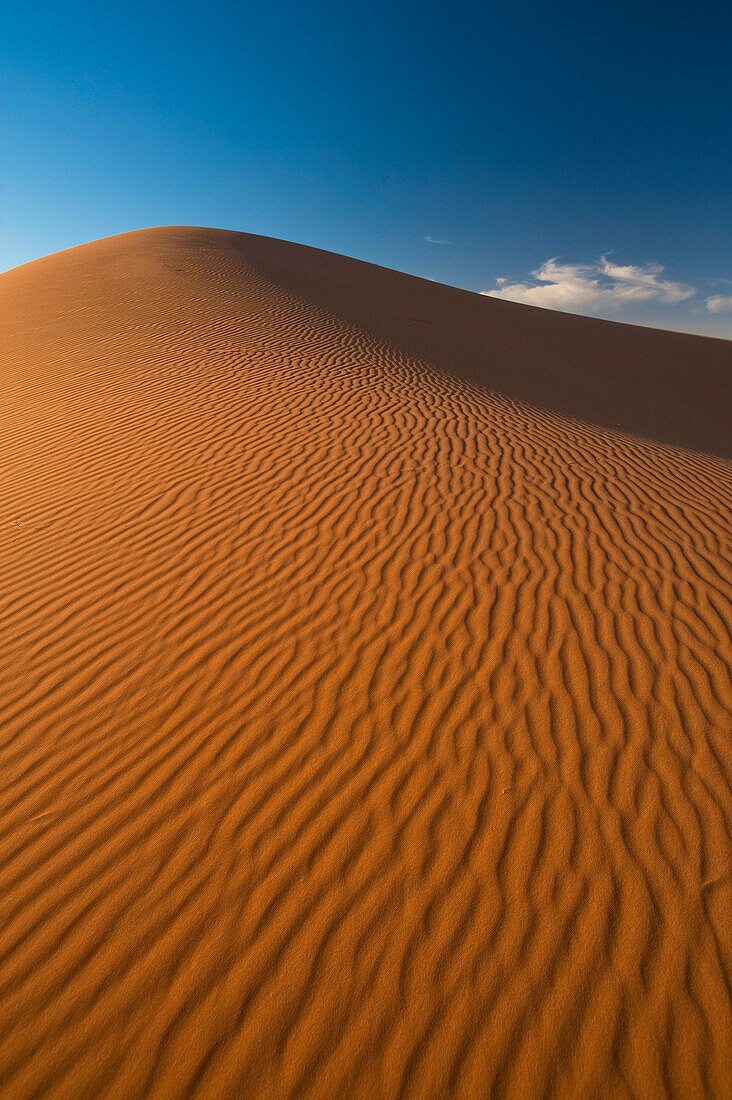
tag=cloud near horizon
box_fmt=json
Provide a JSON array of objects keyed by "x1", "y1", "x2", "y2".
[
  {"x1": 482, "y1": 257, "x2": 696, "y2": 314},
  {"x1": 424, "y1": 235, "x2": 450, "y2": 245},
  {"x1": 705, "y1": 294, "x2": 732, "y2": 313}
]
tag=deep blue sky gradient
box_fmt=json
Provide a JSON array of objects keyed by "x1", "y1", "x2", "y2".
[{"x1": 2, "y1": 0, "x2": 730, "y2": 333}]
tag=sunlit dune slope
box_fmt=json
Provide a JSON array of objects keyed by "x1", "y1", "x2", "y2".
[{"x1": 0, "y1": 226, "x2": 730, "y2": 1099}]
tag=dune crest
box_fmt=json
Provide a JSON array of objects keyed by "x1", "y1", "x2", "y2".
[{"x1": 0, "y1": 227, "x2": 730, "y2": 1098}]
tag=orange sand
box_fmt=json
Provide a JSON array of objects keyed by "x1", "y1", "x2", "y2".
[{"x1": 0, "y1": 227, "x2": 730, "y2": 1098}]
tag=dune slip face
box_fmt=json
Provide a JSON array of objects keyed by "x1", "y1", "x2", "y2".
[{"x1": 0, "y1": 227, "x2": 731, "y2": 1099}]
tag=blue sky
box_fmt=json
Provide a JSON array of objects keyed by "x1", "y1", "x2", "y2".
[{"x1": 2, "y1": 0, "x2": 730, "y2": 335}]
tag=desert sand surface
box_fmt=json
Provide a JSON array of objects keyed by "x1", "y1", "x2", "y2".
[{"x1": 0, "y1": 226, "x2": 730, "y2": 1099}]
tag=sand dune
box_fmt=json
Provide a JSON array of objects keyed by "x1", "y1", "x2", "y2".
[{"x1": 0, "y1": 226, "x2": 730, "y2": 1098}]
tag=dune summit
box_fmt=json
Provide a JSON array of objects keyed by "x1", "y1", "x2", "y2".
[{"x1": 0, "y1": 227, "x2": 730, "y2": 1098}]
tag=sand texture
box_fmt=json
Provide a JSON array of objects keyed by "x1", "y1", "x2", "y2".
[{"x1": 0, "y1": 227, "x2": 730, "y2": 1099}]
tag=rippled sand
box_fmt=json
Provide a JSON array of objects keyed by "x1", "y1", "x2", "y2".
[{"x1": 0, "y1": 227, "x2": 730, "y2": 1098}]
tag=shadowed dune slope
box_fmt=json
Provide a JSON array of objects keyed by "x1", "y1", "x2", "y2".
[
  {"x1": 220, "y1": 230, "x2": 732, "y2": 459},
  {"x1": 0, "y1": 226, "x2": 730, "y2": 1099}
]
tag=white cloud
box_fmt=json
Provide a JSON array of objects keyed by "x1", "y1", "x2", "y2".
[
  {"x1": 705, "y1": 294, "x2": 732, "y2": 313},
  {"x1": 482, "y1": 256, "x2": 696, "y2": 315},
  {"x1": 424, "y1": 235, "x2": 450, "y2": 245}
]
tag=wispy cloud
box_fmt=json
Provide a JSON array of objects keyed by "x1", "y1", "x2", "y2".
[
  {"x1": 482, "y1": 257, "x2": 695, "y2": 314},
  {"x1": 705, "y1": 294, "x2": 732, "y2": 313},
  {"x1": 424, "y1": 235, "x2": 450, "y2": 245}
]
